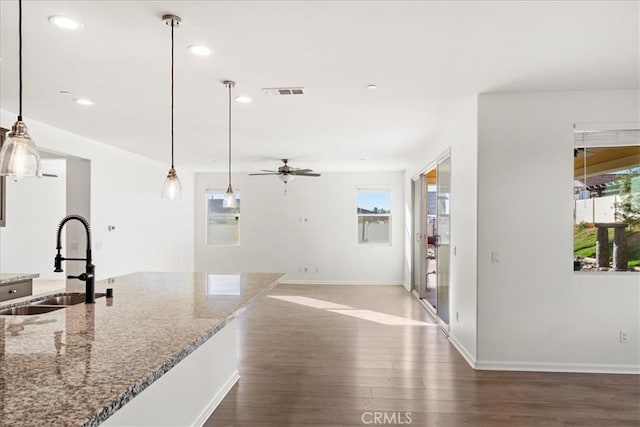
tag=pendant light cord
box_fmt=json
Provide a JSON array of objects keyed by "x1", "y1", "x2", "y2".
[
  {"x1": 170, "y1": 19, "x2": 175, "y2": 169},
  {"x1": 18, "y1": 0, "x2": 23, "y2": 121},
  {"x1": 583, "y1": 132, "x2": 587, "y2": 197},
  {"x1": 228, "y1": 83, "x2": 232, "y2": 186}
]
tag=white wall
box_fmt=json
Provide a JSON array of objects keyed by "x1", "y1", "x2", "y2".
[
  {"x1": 0, "y1": 159, "x2": 66, "y2": 279},
  {"x1": 477, "y1": 90, "x2": 639, "y2": 373},
  {"x1": 195, "y1": 171, "x2": 404, "y2": 284},
  {"x1": 0, "y1": 109, "x2": 195, "y2": 281},
  {"x1": 404, "y1": 97, "x2": 479, "y2": 365}
]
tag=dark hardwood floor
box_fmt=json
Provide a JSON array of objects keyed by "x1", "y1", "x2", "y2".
[{"x1": 206, "y1": 284, "x2": 640, "y2": 427}]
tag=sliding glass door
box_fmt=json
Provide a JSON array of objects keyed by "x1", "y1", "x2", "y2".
[
  {"x1": 436, "y1": 156, "x2": 451, "y2": 325},
  {"x1": 412, "y1": 153, "x2": 451, "y2": 329}
]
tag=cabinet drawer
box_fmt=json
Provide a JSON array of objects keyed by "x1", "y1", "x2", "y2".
[{"x1": 0, "y1": 280, "x2": 33, "y2": 302}]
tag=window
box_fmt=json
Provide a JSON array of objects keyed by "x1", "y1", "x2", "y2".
[
  {"x1": 206, "y1": 274, "x2": 240, "y2": 295},
  {"x1": 206, "y1": 190, "x2": 240, "y2": 245},
  {"x1": 357, "y1": 188, "x2": 391, "y2": 244},
  {"x1": 573, "y1": 129, "x2": 640, "y2": 271}
]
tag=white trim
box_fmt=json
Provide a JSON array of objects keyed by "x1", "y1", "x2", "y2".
[
  {"x1": 416, "y1": 295, "x2": 450, "y2": 335},
  {"x1": 411, "y1": 147, "x2": 451, "y2": 181},
  {"x1": 573, "y1": 122, "x2": 640, "y2": 132},
  {"x1": 279, "y1": 279, "x2": 404, "y2": 286},
  {"x1": 194, "y1": 371, "x2": 240, "y2": 427},
  {"x1": 475, "y1": 360, "x2": 640, "y2": 375},
  {"x1": 411, "y1": 290, "x2": 477, "y2": 369},
  {"x1": 403, "y1": 281, "x2": 411, "y2": 291},
  {"x1": 448, "y1": 334, "x2": 477, "y2": 369}
]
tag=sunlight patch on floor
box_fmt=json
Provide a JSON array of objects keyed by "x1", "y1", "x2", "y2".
[
  {"x1": 269, "y1": 295, "x2": 434, "y2": 326},
  {"x1": 269, "y1": 295, "x2": 353, "y2": 310},
  {"x1": 328, "y1": 309, "x2": 434, "y2": 326}
]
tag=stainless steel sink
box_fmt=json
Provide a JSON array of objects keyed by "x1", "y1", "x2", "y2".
[
  {"x1": 32, "y1": 293, "x2": 106, "y2": 306},
  {"x1": 0, "y1": 305, "x2": 64, "y2": 315},
  {"x1": 0, "y1": 292, "x2": 107, "y2": 315}
]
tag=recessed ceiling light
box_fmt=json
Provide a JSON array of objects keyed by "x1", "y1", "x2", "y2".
[
  {"x1": 48, "y1": 16, "x2": 83, "y2": 30},
  {"x1": 235, "y1": 96, "x2": 252, "y2": 103},
  {"x1": 367, "y1": 84, "x2": 377, "y2": 90},
  {"x1": 74, "y1": 98, "x2": 94, "y2": 106},
  {"x1": 188, "y1": 45, "x2": 212, "y2": 56}
]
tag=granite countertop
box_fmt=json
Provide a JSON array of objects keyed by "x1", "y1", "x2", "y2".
[
  {"x1": 0, "y1": 272, "x2": 282, "y2": 426},
  {"x1": 0, "y1": 273, "x2": 40, "y2": 285}
]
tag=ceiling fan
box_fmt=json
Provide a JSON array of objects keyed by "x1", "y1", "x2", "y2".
[{"x1": 249, "y1": 159, "x2": 320, "y2": 194}]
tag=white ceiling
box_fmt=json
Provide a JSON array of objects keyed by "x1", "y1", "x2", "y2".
[{"x1": 0, "y1": 1, "x2": 638, "y2": 173}]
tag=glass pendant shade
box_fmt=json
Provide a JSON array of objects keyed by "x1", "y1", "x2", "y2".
[
  {"x1": 279, "y1": 174, "x2": 294, "y2": 183},
  {"x1": 0, "y1": 120, "x2": 42, "y2": 178},
  {"x1": 223, "y1": 185, "x2": 237, "y2": 208},
  {"x1": 161, "y1": 167, "x2": 182, "y2": 199}
]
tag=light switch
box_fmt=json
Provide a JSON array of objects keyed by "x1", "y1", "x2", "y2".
[{"x1": 491, "y1": 251, "x2": 500, "y2": 263}]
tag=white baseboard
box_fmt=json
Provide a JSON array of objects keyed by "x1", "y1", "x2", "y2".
[
  {"x1": 278, "y1": 280, "x2": 405, "y2": 286},
  {"x1": 194, "y1": 371, "x2": 240, "y2": 427},
  {"x1": 475, "y1": 360, "x2": 640, "y2": 374},
  {"x1": 448, "y1": 334, "x2": 477, "y2": 369}
]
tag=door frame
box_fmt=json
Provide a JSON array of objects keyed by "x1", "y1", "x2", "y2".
[{"x1": 410, "y1": 148, "x2": 452, "y2": 334}]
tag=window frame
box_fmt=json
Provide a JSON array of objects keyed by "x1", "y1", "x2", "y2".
[
  {"x1": 572, "y1": 128, "x2": 640, "y2": 272},
  {"x1": 205, "y1": 188, "x2": 241, "y2": 246},
  {"x1": 356, "y1": 187, "x2": 392, "y2": 246}
]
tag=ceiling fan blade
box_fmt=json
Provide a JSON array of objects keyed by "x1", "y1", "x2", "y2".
[
  {"x1": 42, "y1": 173, "x2": 59, "y2": 178},
  {"x1": 249, "y1": 173, "x2": 280, "y2": 176},
  {"x1": 293, "y1": 173, "x2": 321, "y2": 177},
  {"x1": 291, "y1": 168, "x2": 313, "y2": 173},
  {"x1": 261, "y1": 169, "x2": 278, "y2": 173}
]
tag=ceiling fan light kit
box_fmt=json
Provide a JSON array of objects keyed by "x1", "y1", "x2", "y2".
[
  {"x1": 279, "y1": 174, "x2": 294, "y2": 183},
  {"x1": 0, "y1": 0, "x2": 42, "y2": 178},
  {"x1": 249, "y1": 159, "x2": 321, "y2": 195}
]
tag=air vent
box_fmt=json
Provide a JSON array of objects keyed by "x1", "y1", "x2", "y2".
[{"x1": 263, "y1": 87, "x2": 306, "y2": 96}]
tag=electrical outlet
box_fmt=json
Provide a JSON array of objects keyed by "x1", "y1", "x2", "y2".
[
  {"x1": 491, "y1": 251, "x2": 500, "y2": 263},
  {"x1": 453, "y1": 246, "x2": 457, "y2": 256},
  {"x1": 70, "y1": 242, "x2": 79, "y2": 251},
  {"x1": 620, "y1": 330, "x2": 629, "y2": 343},
  {"x1": 315, "y1": 267, "x2": 320, "y2": 273},
  {"x1": 456, "y1": 312, "x2": 459, "y2": 322},
  {"x1": 303, "y1": 267, "x2": 308, "y2": 273}
]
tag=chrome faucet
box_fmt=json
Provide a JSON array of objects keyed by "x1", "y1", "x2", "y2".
[{"x1": 54, "y1": 215, "x2": 95, "y2": 304}]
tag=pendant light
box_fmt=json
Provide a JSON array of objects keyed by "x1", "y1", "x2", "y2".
[
  {"x1": 222, "y1": 80, "x2": 237, "y2": 208},
  {"x1": 160, "y1": 15, "x2": 182, "y2": 199},
  {"x1": 0, "y1": 0, "x2": 42, "y2": 178}
]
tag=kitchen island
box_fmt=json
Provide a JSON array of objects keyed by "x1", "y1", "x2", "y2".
[
  {"x1": 0, "y1": 272, "x2": 282, "y2": 426},
  {"x1": 0, "y1": 273, "x2": 39, "y2": 302}
]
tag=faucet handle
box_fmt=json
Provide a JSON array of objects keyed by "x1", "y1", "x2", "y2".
[
  {"x1": 54, "y1": 254, "x2": 64, "y2": 273},
  {"x1": 67, "y1": 273, "x2": 88, "y2": 281}
]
